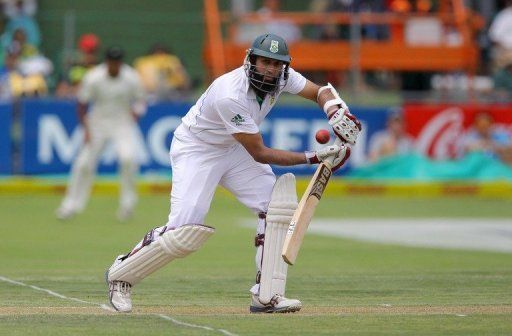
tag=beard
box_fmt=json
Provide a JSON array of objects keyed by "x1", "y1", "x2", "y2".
[{"x1": 249, "y1": 68, "x2": 280, "y2": 94}]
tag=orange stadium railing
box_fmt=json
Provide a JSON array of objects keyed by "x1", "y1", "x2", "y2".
[{"x1": 203, "y1": 0, "x2": 484, "y2": 80}]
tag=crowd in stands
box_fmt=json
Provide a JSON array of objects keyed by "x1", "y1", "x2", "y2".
[
  {"x1": 0, "y1": 0, "x2": 192, "y2": 102},
  {"x1": 133, "y1": 43, "x2": 191, "y2": 103},
  {"x1": 55, "y1": 35, "x2": 191, "y2": 102},
  {"x1": 489, "y1": 0, "x2": 512, "y2": 98},
  {"x1": 233, "y1": 0, "x2": 512, "y2": 95},
  {"x1": 55, "y1": 33, "x2": 101, "y2": 99},
  {"x1": 368, "y1": 109, "x2": 415, "y2": 163},
  {"x1": 0, "y1": 0, "x2": 510, "y2": 101},
  {"x1": 461, "y1": 111, "x2": 512, "y2": 165},
  {"x1": 0, "y1": 0, "x2": 51, "y2": 99},
  {"x1": 0, "y1": 0, "x2": 511, "y2": 166},
  {"x1": 366, "y1": 108, "x2": 512, "y2": 166}
]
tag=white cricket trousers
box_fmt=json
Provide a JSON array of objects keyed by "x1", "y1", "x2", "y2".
[
  {"x1": 166, "y1": 126, "x2": 276, "y2": 229},
  {"x1": 60, "y1": 120, "x2": 139, "y2": 212},
  {"x1": 126, "y1": 125, "x2": 276, "y2": 290}
]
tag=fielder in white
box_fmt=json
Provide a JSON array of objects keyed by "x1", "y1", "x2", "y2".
[
  {"x1": 56, "y1": 46, "x2": 147, "y2": 221},
  {"x1": 106, "y1": 34, "x2": 361, "y2": 313}
]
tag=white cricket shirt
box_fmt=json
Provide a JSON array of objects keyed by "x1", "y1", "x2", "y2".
[
  {"x1": 77, "y1": 64, "x2": 145, "y2": 123},
  {"x1": 180, "y1": 66, "x2": 306, "y2": 146}
]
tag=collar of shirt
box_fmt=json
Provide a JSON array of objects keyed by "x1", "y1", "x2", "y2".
[{"x1": 242, "y1": 70, "x2": 257, "y2": 100}]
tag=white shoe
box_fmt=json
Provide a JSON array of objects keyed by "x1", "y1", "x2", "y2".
[
  {"x1": 55, "y1": 206, "x2": 77, "y2": 220},
  {"x1": 117, "y1": 207, "x2": 133, "y2": 222},
  {"x1": 108, "y1": 280, "x2": 132, "y2": 312},
  {"x1": 250, "y1": 294, "x2": 302, "y2": 313},
  {"x1": 106, "y1": 256, "x2": 132, "y2": 312}
]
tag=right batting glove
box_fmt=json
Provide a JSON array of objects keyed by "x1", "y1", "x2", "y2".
[{"x1": 328, "y1": 108, "x2": 362, "y2": 145}]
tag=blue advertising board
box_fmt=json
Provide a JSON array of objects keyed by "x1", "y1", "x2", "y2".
[
  {"x1": 0, "y1": 102, "x2": 11, "y2": 174},
  {"x1": 21, "y1": 99, "x2": 79, "y2": 174},
  {"x1": 19, "y1": 99, "x2": 390, "y2": 175}
]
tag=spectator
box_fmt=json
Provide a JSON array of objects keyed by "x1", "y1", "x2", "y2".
[
  {"x1": 368, "y1": 109, "x2": 414, "y2": 162},
  {"x1": 235, "y1": 0, "x2": 302, "y2": 43},
  {"x1": 312, "y1": 0, "x2": 352, "y2": 40},
  {"x1": 56, "y1": 33, "x2": 101, "y2": 98},
  {"x1": 1, "y1": 0, "x2": 40, "y2": 48},
  {"x1": 357, "y1": 0, "x2": 388, "y2": 40},
  {"x1": 461, "y1": 111, "x2": 512, "y2": 164},
  {"x1": 5, "y1": 27, "x2": 52, "y2": 96},
  {"x1": 493, "y1": 57, "x2": 512, "y2": 98},
  {"x1": 4, "y1": 0, "x2": 37, "y2": 17},
  {"x1": 133, "y1": 43, "x2": 191, "y2": 102},
  {"x1": 489, "y1": 0, "x2": 512, "y2": 70},
  {"x1": 55, "y1": 46, "x2": 147, "y2": 221},
  {"x1": 8, "y1": 27, "x2": 38, "y2": 59},
  {"x1": 259, "y1": 0, "x2": 301, "y2": 43},
  {"x1": 0, "y1": 38, "x2": 49, "y2": 99}
]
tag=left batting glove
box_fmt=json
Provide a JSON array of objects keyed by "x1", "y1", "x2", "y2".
[
  {"x1": 305, "y1": 143, "x2": 351, "y2": 172},
  {"x1": 328, "y1": 108, "x2": 362, "y2": 145}
]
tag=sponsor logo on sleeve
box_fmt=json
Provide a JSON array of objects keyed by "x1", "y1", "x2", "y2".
[{"x1": 230, "y1": 114, "x2": 245, "y2": 126}]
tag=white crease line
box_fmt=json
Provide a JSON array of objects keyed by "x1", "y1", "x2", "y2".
[
  {"x1": 157, "y1": 314, "x2": 238, "y2": 336},
  {"x1": 0, "y1": 275, "x2": 238, "y2": 336}
]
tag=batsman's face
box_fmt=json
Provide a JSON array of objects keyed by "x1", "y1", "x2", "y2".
[{"x1": 254, "y1": 56, "x2": 284, "y2": 82}]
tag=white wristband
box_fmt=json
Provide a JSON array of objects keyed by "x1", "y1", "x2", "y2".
[
  {"x1": 318, "y1": 83, "x2": 344, "y2": 116},
  {"x1": 323, "y1": 98, "x2": 343, "y2": 115}
]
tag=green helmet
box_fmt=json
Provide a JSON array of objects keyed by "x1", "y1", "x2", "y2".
[
  {"x1": 248, "y1": 33, "x2": 291, "y2": 63},
  {"x1": 244, "y1": 33, "x2": 291, "y2": 94}
]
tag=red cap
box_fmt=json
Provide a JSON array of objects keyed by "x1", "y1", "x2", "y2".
[{"x1": 79, "y1": 34, "x2": 100, "y2": 53}]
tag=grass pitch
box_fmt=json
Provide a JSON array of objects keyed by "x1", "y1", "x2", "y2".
[{"x1": 1, "y1": 188, "x2": 511, "y2": 335}]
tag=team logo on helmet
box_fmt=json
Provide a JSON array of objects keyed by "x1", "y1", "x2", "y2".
[{"x1": 270, "y1": 40, "x2": 279, "y2": 53}]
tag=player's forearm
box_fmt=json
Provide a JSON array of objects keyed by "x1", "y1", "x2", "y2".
[{"x1": 252, "y1": 147, "x2": 307, "y2": 166}]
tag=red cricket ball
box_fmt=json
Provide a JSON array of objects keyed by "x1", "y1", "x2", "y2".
[{"x1": 315, "y1": 129, "x2": 330, "y2": 144}]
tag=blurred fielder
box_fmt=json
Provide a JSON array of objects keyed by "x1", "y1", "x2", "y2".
[
  {"x1": 106, "y1": 34, "x2": 361, "y2": 313},
  {"x1": 56, "y1": 46, "x2": 146, "y2": 221}
]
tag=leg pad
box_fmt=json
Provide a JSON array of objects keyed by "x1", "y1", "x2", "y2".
[
  {"x1": 108, "y1": 224, "x2": 214, "y2": 285},
  {"x1": 259, "y1": 173, "x2": 298, "y2": 303}
]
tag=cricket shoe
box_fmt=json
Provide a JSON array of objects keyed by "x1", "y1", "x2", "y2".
[
  {"x1": 250, "y1": 294, "x2": 302, "y2": 313},
  {"x1": 55, "y1": 206, "x2": 77, "y2": 220},
  {"x1": 106, "y1": 256, "x2": 132, "y2": 312}
]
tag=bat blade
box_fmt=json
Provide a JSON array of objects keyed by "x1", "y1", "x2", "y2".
[{"x1": 282, "y1": 161, "x2": 333, "y2": 265}]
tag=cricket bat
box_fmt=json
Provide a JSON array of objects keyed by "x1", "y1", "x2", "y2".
[{"x1": 281, "y1": 139, "x2": 341, "y2": 265}]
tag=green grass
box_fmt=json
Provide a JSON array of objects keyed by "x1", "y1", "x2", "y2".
[{"x1": 1, "y1": 193, "x2": 511, "y2": 335}]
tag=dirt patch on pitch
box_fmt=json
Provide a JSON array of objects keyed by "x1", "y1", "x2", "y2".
[
  {"x1": 3, "y1": 305, "x2": 510, "y2": 316},
  {"x1": 0, "y1": 306, "x2": 116, "y2": 315},
  {"x1": 145, "y1": 305, "x2": 512, "y2": 316},
  {"x1": 300, "y1": 305, "x2": 512, "y2": 315}
]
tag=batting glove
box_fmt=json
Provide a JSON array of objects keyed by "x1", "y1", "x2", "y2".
[
  {"x1": 328, "y1": 108, "x2": 362, "y2": 145},
  {"x1": 305, "y1": 144, "x2": 351, "y2": 172}
]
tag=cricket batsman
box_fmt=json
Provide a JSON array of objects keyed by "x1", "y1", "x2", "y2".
[{"x1": 106, "y1": 33, "x2": 361, "y2": 313}]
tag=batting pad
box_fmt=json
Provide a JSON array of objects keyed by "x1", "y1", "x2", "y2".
[
  {"x1": 259, "y1": 173, "x2": 298, "y2": 303},
  {"x1": 108, "y1": 224, "x2": 215, "y2": 285}
]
